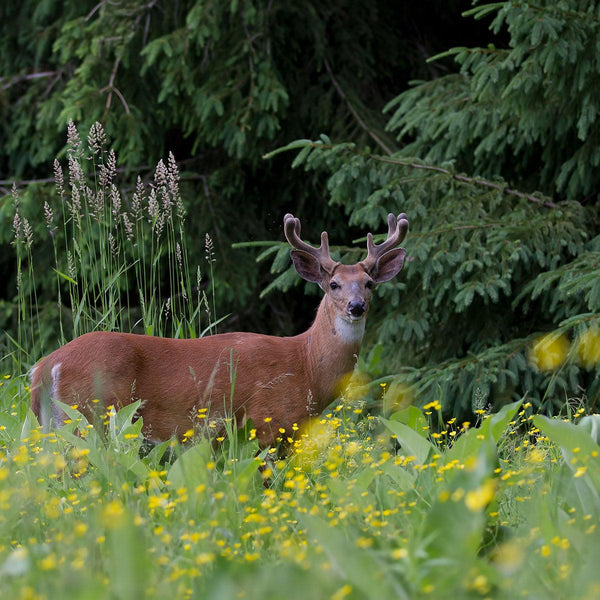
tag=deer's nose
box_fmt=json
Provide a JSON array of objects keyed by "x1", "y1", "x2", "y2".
[{"x1": 347, "y1": 300, "x2": 366, "y2": 317}]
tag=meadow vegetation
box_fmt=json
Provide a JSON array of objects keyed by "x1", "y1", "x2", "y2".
[
  {"x1": 1, "y1": 372, "x2": 599, "y2": 599},
  {"x1": 1, "y1": 123, "x2": 600, "y2": 599}
]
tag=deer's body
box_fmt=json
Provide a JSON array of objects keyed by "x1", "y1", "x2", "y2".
[
  {"x1": 31, "y1": 293, "x2": 362, "y2": 444},
  {"x1": 31, "y1": 213, "x2": 408, "y2": 446}
]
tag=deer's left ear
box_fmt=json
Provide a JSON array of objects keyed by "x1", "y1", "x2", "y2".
[{"x1": 369, "y1": 248, "x2": 406, "y2": 283}]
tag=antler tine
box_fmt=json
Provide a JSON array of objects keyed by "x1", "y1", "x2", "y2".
[
  {"x1": 361, "y1": 213, "x2": 409, "y2": 271},
  {"x1": 283, "y1": 213, "x2": 337, "y2": 272}
]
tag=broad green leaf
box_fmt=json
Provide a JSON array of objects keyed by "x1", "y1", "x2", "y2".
[
  {"x1": 533, "y1": 415, "x2": 600, "y2": 460},
  {"x1": 58, "y1": 429, "x2": 109, "y2": 479},
  {"x1": 390, "y1": 405, "x2": 428, "y2": 437},
  {"x1": 299, "y1": 514, "x2": 409, "y2": 599},
  {"x1": 0, "y1": 412, "x2": 20, "y2": 440},
  {"x1": 489, "y1": 399, "x2": 523, "y2": 442},
  {"x1": 380, "y1": 416, "x2": 435, "y2": 465},
  {"x1": 533, "y1": 414, "x2": 600, "y2": 515},
  {"x1": 167, "y1": 441, "x2": 212, "y2": 490},
  {"x1": 381, "y1": 461, "x2": 416, "y2": 490},
  {"x1": 355, "y1": 465, "x2": 378, "y2": 490},
  {"x1": 444, "y1": 425, "x2": 485, "y2": 464},
  {"x1": 110, "y1": 445, "x2": 149, "y2": 481},
  {"x1": 110, "y1": 400, "x2": 142, "y2": 439},
  {"x1": 232, "y1": 455, "x2": 262, "y2": 494},
  {"x1": 106, "y1": 506, "x2": 151, "y2": 600},
  {"x1": 578, "y1": 414, "x2": 600, "y2": 444}
]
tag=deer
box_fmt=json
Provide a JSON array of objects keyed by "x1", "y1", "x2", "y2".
[{"x1": 30, "y1": 212, "x2": 408, "y2": 447}]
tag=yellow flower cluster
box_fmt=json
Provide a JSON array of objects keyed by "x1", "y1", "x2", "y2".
[{"x1": 0, "y1": 371, "x2": 598, "y2": 599}]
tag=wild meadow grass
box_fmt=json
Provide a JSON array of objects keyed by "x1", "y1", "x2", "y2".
[
  {"x1": 8, "y1": 121, "x2": 217, "y2": 375},
  {"x1": 0, "y1": 376, "x2": 599, "y2": 600},
  {"x1": 2, "y1": 123, "x2": 600, "y2": 599}
]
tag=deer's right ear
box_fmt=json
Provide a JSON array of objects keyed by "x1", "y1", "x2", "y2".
[{"x1": 290, "y1": 250, "x2": 325, "y2": 285}]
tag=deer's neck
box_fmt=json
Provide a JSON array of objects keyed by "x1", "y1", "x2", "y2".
[{"x1": 301, "y1": 295, "x2": 365, "y2": 411}]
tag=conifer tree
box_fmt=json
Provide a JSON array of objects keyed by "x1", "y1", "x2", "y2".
[
  {"x1": 0, "y1": 0, "x2": 468, "y2": 340},
  {"x1": 266, "y1": 1, "x2": 600, "y2": 416}
]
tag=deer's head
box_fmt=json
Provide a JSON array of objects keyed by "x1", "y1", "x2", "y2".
[{"x1": 284, "y1": 213, "x2": 409, "y2": 324}]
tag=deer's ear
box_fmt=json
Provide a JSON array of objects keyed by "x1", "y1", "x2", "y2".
[
  {"x1": 370, "y1": 248, "x2": 406, "y2": 283},
  {"x1": 290, "y1": 250, "x2": 325, "y2": 284}
]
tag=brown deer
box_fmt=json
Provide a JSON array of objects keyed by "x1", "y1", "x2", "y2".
[{"x1": 30, "y1": 212, "x2": 408, "y2": 446}]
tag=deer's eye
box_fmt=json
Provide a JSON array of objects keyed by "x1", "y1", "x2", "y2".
[
  {"x1": 365, "y1": 280, "x2": 374, "y2": 289},
  {"x1": 330, "y1": 281, "x2": 340, "y2": 290}
]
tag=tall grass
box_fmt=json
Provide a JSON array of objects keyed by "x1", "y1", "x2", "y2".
[
  {"x1": 0, "y1": 374, "x2": 598, "y2": 599},
  {"x1": 8, "y1": 121, "x2": 215, "y2": 372}
]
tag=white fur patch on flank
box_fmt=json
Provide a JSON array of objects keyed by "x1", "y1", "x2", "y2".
[
  {"x1": 335, "y1": 315, "x2": 366, "y2": 345},
  {"x1": 48, "y1": 362, "x2": 65, "y2": 429},
  {"x1": 51, "y1": 363, "x2": 62, "y2": 400}
]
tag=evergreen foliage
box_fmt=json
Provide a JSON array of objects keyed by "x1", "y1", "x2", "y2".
[
  {"x1": 0, "y1": 0, "x2": 408, "y2": 173},
  {"x1": 1, "y1": 0, "x2": 463, "y2": 341},
  {"x1": 263, "y1": 1, "x2": 600, "y2": 417},
  {"x1": 1, "y1": 0, "x2": 599, "y2": 418},
  {"x1": 384, "y1": 0, "x2": 600, "y2": 199}
]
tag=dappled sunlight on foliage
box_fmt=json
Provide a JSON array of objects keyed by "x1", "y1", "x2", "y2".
[
  {"x1": 529, "y1": 333, "x2": 570, "y2": 372},
  {"x1": 291, "y1": 416, "x2": 336, "y2": 472},
  {"x1": 576, "y1": 328, "x2": 600, "y2": 369},
  {"x1": 336, "y1": 371, "x2": 371, "y2": 402},
  {"x1": 528, "y1": 326, "x2": 600, "y2": 373},
  {"x1": 381, "y1": 381, "x2": 414, "y2": 415}
]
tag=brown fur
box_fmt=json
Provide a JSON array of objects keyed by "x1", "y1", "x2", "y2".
[
  {"x1": 31, "y1": 290, "x2": 364, "y2": 445},
  {"x1": 30, "y1": 214, "x2": 408, "y2": 446}
]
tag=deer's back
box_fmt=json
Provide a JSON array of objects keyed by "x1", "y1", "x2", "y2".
[{"x1": 32, "y1": 330, "x2": 311, "y2": 443}]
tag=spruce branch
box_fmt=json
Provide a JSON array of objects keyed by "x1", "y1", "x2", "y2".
[
  {"x1": 371, "y1": 155, "x2": 559, "y2": 209},
  {"x1": 277, "y1": 140, "x2": 559, "y2": 209},
  {"x1": 506, "y1": 2, "x2": 600, "y2": 22}
]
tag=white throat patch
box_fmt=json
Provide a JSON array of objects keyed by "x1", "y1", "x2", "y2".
[{"x1": 335, "y1": 315, "x2": 366, "y2": 345}]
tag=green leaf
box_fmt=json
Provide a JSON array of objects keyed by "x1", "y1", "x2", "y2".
[
  {"x1": 106, "y1": 506, "x2": 152, "y2": 600},
  {"x1": 534, "y1": 415, "x2": 600, "y2": 515},
  {"x1": 489, "y1": 398, "x2": 523, "y2": 442},
  {"x1": 533, "y1": 415, "x2": 600, "y2": 462},
  {"x1": 110, "y1": 400, "x2": 142, "y2": 440},
  {"x1": 389, "y1": 405, "x2": 428, "y2": 438},
  {"x1": 578, "y1": 415, "x2": 600, "y2": 445},
  {"x1": 380, "y1": 461, "x2": 416, "y2": 490},
  {"x1": 380, "y1": 416, "x2": 435, "y2": 464},
  {"x1": 299, "y1": 514, "x2": 409, "y2": 599},
  {"x1": 167, "y1": 441, "x2": 212, "y2": 490},
  {"x1": 444, "y1": 426, "x2": 486, "y2": 464},
  {"x1": 0, "y1": 412, "x2": 21, "y2": 440}
]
